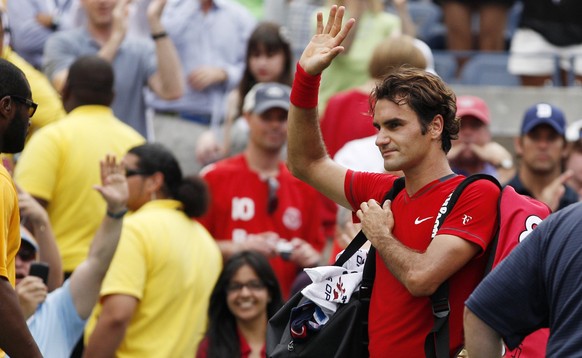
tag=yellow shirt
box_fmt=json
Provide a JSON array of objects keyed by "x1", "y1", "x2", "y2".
[
  {"x1": 0, "y1": 165, "x2": 20, "y2": 285},
  {"x1": 14, "y1": 105, "x2": 145, "y2": 271},
  {"x1": 85, "y1": 200, "x2": 222, "y2": 357}
]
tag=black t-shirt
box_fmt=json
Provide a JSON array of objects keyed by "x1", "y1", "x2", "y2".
[
  {"x1": 466, "y1": 203, "x2": 582, "y2": 354},
  {"x1": 506, "y1": 174, "x2": 579, "y2": 211},
  {"x1": 519, "y1": 0, "x2": 582, "y2": 46}
]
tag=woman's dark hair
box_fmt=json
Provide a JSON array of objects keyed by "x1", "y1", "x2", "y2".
[
  {"x1": 128, "y1": 143, "x2": 209, "y2": 217},
  {"x1": 371, "y1": 66, "x2": 459, "y2": 153},
  {"x1": 237, "y1": 22, "x2": 293, "y2": 115},
  {"x1": 205, "y1": 251, "x2": 283, "y2": 358}
]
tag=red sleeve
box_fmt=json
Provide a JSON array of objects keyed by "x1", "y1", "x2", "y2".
[{"x1": 438, "y1": 179, "x2": 500, "y2": 251}]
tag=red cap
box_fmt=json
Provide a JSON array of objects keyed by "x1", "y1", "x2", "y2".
[{"x1": 456, "y1": 95, "x2": 490, "y2": 125}]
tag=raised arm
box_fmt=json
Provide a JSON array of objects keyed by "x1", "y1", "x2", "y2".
[
  {"x1": 69, "y1": 155, "x2": 128, "y2": 319},
  {"x1": 286, "y1": 6, "x2": 355, "y2": 209},
  {"x1": 146, "y1": 0, "x2": 184, "y2": 100}
]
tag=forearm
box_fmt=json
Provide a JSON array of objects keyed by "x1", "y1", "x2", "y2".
[
  {"x1": 70, "y1": 215, "x2": 123, "y2": 319},
  {"x1": 84, "y1": 314, "x2": 128, "y2": 358},
  {"x1": 149, "y1": 20, "x2": 184, "y2": 99},
  {"x1": 30, "y1": 220, "x2": 62, "y2": 291},
  {"x1": 286, "y1": 105, "x2": 328, "y2": 181},
  {"x1": 372, "y1": 232, "x2": 430, "y2": 296},
  {"x1": 98, "y1": 33, "x2": 125, "y2": 63},
  {"x1": 0, "y1": 279, "x2": 42, "y2": 357},
  {"x1": 463, "y1": 307, "x2": 504, "y2": 357}
]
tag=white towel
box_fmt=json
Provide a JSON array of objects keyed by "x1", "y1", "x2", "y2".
[{"x1": 301, "y1": 249, "x2": 369, "y2": 320}]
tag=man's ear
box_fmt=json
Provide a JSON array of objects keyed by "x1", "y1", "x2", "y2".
[
  {"x1": 430, "y1": 115, "x2": 444, "y2": 139},
  {"x1": 0, "y1": 96, "x2": 12, "y2": 115}
]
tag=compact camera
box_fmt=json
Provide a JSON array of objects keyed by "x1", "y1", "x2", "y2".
[{"x1": 276, "y1": 240, "x2": 293, "y2": 260}]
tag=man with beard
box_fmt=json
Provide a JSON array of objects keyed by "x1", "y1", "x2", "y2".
[
  {"x1": 507, "y1": 102, "x2": 579, "y2": 211},
  {"x1": 448, "y1": 95, "x2": 515, "y2": 184},
  {"x1": 0, "y1": 58, "x2": 42, "y2": 357}
]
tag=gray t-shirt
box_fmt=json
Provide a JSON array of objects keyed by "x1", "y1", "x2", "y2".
[{"x1": 43, "y1": 28, "x2": 157, "y2": 137}]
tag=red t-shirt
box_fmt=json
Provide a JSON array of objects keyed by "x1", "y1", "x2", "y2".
[
  {"x1": 199, "y1": 155, "x2": 325, "y2": 298},
  {"x1": 344, "y1": 170, "x2": 499, "y2": 357},
  {"x1": 196, "y1": 330, "x2": 267, "y2": 358}
]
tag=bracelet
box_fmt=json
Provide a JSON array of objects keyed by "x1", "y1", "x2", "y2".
[
  {"x1": 290, "y1": 62, "x2": 321, "y2": 109},
  {"x1": 107, "y1": 209, "x2": 128, "y2": 219},
  {"x1": 151, "y1": 32, "x2": 168, "y2": 41}
]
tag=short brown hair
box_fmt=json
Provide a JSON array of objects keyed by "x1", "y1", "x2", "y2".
[{"x1": 371, "y1": 67, "x2": 459, "y2": 153}]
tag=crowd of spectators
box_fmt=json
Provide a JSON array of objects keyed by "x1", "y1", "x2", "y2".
[{"x1": 1, "y1": 0, "x2": 582, "y2": 357}]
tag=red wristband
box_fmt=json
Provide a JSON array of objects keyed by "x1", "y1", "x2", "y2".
[{"x1": 290, "y1": 62, "x2": 321, "y2": 109}]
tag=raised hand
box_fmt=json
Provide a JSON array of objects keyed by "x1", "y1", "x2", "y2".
[
  {"x1": 147, "y1": 0, "x2": 168, "y2": 25},
  {"x1": 94, "y1": 155, "x2": 128, "y2": 215},
  {"x1": 111, "y1": 0, "x2": 131, "y2": 39},
  {"x1": 540, "y1": 170, "x2": 574, "y2": 212},
  {"x1": 299, "y1": 5, "x2": 355, "y2": 76},
  {"x1": 357, "y1": 199, "x2": 394, "y2": 248},
  {"x1": 16, "y1": 276, "x2": 47, "y2": 319},
  {"x1": 18, "y1": 188, "x2": 50, "y2": 228}
]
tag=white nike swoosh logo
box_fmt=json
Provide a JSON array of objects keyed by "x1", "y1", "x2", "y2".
[{"x1": 414, "y1": 216, "x2": 433, "y2": 225}]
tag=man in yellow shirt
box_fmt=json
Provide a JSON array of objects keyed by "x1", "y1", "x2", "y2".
[
  {"x1": 0, "y1": 58, "x2": 41, "y2": 357},
  {"x1": 14, "y1": 56, "x2": 145, "y2": 275}
]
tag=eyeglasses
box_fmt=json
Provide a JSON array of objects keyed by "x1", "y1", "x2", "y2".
[
  {"x1": 125, "y1": 169, "x2": 149, "y2": 177},
  {"x1": 226, "y1": 280, "x2": 266, "y2": 293},
  {"x1": 267, "y1": 177, "x2": 279, "y2": 215},
  {"x1": 17, "y1": 246, "x2": 36, "y2": 262},
  {"x1": 10, "y1": 95, "x2": 38, "y2": 118}
]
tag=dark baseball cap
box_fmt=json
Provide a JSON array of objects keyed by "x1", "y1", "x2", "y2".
[
  {"x1": 521, "y1": 103, "x2": 566, "y2": 136},
  {"x1": 242, "y1": 82, "x2": 291, "y2": 114}
]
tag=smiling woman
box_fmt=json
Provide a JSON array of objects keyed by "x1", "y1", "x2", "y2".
[{"x1": 198, "y1": 251, "x2": 283, "y2": 358}]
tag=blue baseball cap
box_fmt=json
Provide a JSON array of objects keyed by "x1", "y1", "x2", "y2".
[{"x1": 521, "y1": 103, "x2": 566, "y2": 136}]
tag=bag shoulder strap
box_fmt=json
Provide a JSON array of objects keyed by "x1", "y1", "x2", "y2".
[{"x1": 425, "y1": 174, "x2": 501, "y2": 358}]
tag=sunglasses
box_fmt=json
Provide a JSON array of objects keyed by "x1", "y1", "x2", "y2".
[
  {"x1": 17, "y1": 246, "x2": 36, "y2": 262},
  {"x1": 10, "y1": 95, "x2": 38, "y2": 118},
  {"x1": 125, "y1": 169, "x2": 150, "y2": 178}
]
